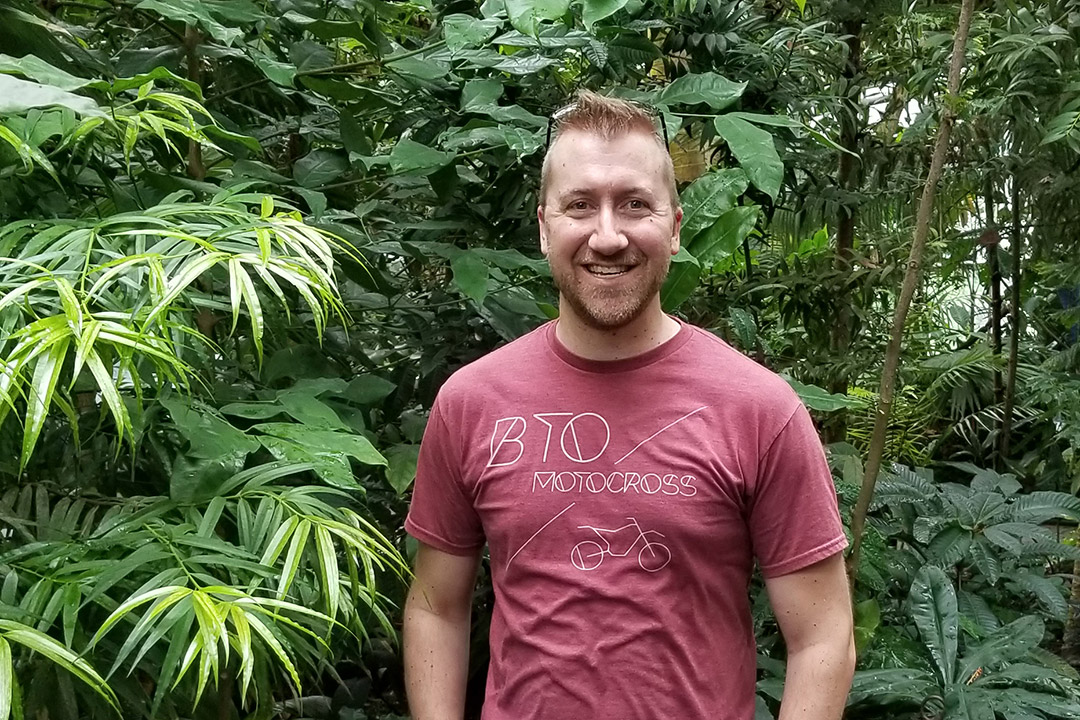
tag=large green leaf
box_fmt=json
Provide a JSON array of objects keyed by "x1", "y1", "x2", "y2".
[
  {"x1": 443, "y1": 14, "x2": 502, "y2": 51},
  {"x1": 687, "y1": 206, "x2": 758, "y2": 265},
  {"x1": 0, "y1": 75, "x2": 103, "y2": 117},
  {"x1": 293, "y1": 149, "x2": 348, "y2": 188},
  {"x1": 0, "y1": 54, "x2": 90, "y2": 91},
  {"x1": 582, "y1": 0, "x2": 630, "y2": 29},
  {"x1": 657, "y1": 72, "x2": 746, "y2": 110},
  {"x1": 678, "y1": 168, "x2": 749, "y2": 243},
  {"x1": 134, "y1": 0, "x2": 251, "y2": 45},
  {"x1": 714, "y1": 115, "x2": 783, "y2": 200},
  {"x1": 161, "y1": 396, "x2": 259, "y2": 460},
  {"x1": 1007, "y1": 570, "x2": 1068, "y2": 621},
  {"x1": 909, "y1": 566, "x2": 958, "y2": 686},
  {"x1": 959, "y1": 615, "x2": 1044, "y2": 681},
  {"x1": 276, "y1": 390, "x2": 347, "y2": 430},
  {"x1": 783, "y1": 376, "x2": 863, "y2": 412},
  {"x1": 504, "y1": 0, "x2": 572, "y2": 35},
  {"x1": 451, "y1": 252, "x2": 489, "y2": 304},
  {"x1": 660, "y1": 248, "x2": 700, "y2": 311},
  {"x1": 254, "y1": 423, "x2": 386, "y2": 468},
  {"x1": 389, "y1": 138, "x2": 453, "y2": 176},
  {"x1": 385, "y1": 443, "x2": 420, "y2": 494},
  {"x1": 846, "y1": 668, "x2": 937, "y2": 707}
]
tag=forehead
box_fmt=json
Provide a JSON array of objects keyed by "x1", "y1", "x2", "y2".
[{"x1": 545, "y1": 129, "x2": 668, "y2": 197}]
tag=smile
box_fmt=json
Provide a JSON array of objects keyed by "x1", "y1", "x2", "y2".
[{"x1": 584, "y1": 265, "x2": 633, "y2": 277}]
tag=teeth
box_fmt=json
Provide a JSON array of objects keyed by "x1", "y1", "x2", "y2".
[{"x1": 587, "y1": 266, "x2": 629, "y2": 276}]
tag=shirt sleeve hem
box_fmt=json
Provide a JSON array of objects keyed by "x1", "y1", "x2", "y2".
[
  {"x1": 404, "y1": 518, "x2": 485, "y2": 557},
  {"x1": 759, "y1": 535, "x2": 848, "y2": 579}
]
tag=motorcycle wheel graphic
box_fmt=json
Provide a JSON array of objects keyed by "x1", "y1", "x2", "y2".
[
  {"x1": 570, "y1": 540, "x2": 605, "y2": 571},
  {"x1": 638, "y1": 543, "x2": 672, "y2": 572}
]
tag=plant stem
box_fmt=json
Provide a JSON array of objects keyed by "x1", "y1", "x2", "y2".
[
  {"x1": 1000, "y1": 139, "x2": 1023, "y2": 461},
  {"x1": 847, "y1": 0, "x2": 976, "y2": 579},
  {"x1": 206, "y1": 41, "x2": 448, "y2": 104}
]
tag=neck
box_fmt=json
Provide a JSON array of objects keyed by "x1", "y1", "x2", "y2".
[{"x1": 554, "y1": 300, "x2": 681, "y2": 361}]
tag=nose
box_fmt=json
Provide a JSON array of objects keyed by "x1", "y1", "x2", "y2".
[{"x1": 588, "y1": 205, "x2": 629, "y2": 255}]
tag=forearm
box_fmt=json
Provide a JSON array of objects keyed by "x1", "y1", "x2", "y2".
[
  {"x1": 777, "y1": 637, "x2": 855, "y2": 720},
  {"x1": 403, "y1": 586, "x2": 472, "y2": 720}
]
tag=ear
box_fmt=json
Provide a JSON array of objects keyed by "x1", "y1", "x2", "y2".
[
  {"x1": 670, "y1": 205, "x2": 683, "y2": 255},
  {"x1": 538, "y1": 204, "x2": 550, "y2": 256}
]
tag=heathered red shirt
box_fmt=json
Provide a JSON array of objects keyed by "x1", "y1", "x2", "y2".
[{"x1": 406, "y1": 320, "x2": 846, "y2": 719}]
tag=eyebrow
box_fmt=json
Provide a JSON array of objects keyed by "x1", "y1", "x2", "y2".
[{"x1": 556, "y1": 186, "x2": 659, "y2": 201}]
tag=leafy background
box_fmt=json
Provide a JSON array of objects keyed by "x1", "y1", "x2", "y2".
[{"x1": 2, "y1": 0, "x2": 1080, "y2": 718}]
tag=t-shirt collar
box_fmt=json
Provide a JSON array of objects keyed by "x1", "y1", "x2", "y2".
[{"x1": 545, "y1": 317, "x2": 693, "y2": 373}]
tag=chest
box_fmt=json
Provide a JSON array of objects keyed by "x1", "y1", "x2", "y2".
[{"x1": 459, "y1": 403, "x2": 757, "y2": 579}]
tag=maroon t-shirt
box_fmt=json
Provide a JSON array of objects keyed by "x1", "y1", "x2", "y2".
[{"x1": 405, "y1": 320, "x2": 846, "y2": 720}]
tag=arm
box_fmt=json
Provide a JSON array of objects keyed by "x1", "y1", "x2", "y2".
[
  {"x1": 764, "y1": 552, "x2": 856, "y2": 720},
  {"x1": 403, "y1": 541, "x2": 482, "y2": 720}
]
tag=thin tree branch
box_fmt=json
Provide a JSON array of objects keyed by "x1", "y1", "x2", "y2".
[
  {"x1": 205, "y1": 40, "x2": 448, "y2": 104},
  {"x1": 847, "y1": 0, "x2": 977, "y2": 579}
]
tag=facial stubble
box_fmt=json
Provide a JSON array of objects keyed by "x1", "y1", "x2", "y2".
[{"x1": 549, "y1": 253, "x2": 672, "y2": 331}]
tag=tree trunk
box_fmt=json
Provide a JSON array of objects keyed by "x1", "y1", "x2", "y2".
[
  {"x1": 184, "y1": 24, "x2": 206, "y2": 180},
  {"x1": 984, "y1": 182, "x2": 1004, "y2": 415},
  {"x1": 1000, "y1": 155, "x2": 1023, "y2": 461},
  {"x1": 848, "y1": 0, "x2": 977, "y2": 578},
  {"x1": 825, "y1": 17, "x2": 863, "y2": 444}
]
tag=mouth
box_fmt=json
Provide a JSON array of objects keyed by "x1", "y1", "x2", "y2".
[{"x1": 583, "y1": 264, "x2": 634, "y2": 278}]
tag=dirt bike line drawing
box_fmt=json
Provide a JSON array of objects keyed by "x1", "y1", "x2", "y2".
[{"x1": 570, "y1": 517, "x2": 672, "y2": 572}]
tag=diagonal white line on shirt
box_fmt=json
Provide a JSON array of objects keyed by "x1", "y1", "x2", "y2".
[
  {"x1": 613, "y1": 405, "x2": 709, "y2": 466},
  {"x1": 507, "y1": 502, "x2": 576, "y2": 569}
]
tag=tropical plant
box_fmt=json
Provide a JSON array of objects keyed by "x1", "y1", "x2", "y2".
[{"x1": 848, "y1": 566, "x2": 1080, "y2": 720}]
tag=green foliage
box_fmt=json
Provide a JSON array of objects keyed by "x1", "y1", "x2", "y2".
[{"x1": 1, "y1": 0, "x2": 1080, "y2": 717}]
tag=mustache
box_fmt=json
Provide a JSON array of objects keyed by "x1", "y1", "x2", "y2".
[{"x1": 572, "y1": 250, "x2": 646, "y2": 265}]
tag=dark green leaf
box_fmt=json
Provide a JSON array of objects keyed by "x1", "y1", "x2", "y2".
[
  {"x1": 135, "y1": 0, "x2": 252, "y2": 45},
  {"x1": 390, "y1": 138, "x2": 454, "y2": 176},
  {"x1": 582, "y1": 0, "x2": 630, "y2": 29},
  {"x1": 687, "y1": 206, "x2": 758, "y2": 265},
  {"x1": 679, "y1": 168, "x2": 749, "y2": 242},
  {"x1": 658, "y1": 72, "x2": 746, "y2": 110},
  {"x1": 451, "y1": 252, "x2": 489, "y2": 304},
  {"x1": 293, "y1": 187, "x2": 327, "y2": 221},
  {"x1": 344, "y1": 376, "x2": 397, "y2": 405},
  {"x1": 504, "y1": 0, "x2": 571, "y2": 35},
  {"x1": 385, "y1": 444, "x2": 421, "y2": 494},
  {"x1": 959, "y1": 616, "x2": 1044, "y2": 680},
  {"x1": 444, "y1": 14, "x2": 502, "y2": 51},
  {"x1": 728, "y1": 307, "x2": 756, "y2": 350},
  {"x1": 909, "y1": 565, "x2": 958, "y2": 686},
  {"x1": 254, "y1": 423, "x2": 386, "y2": 466},
  {"x1": 714, "y1": 115, "x2": 783, "y2": 200},
  {"x1": 293, "y1": 149, "x2": 348, "y2": 188},
  {"x1": 160, "y1": 397, "x2": 259, "y2": 459},
  {"x1": 783, "y1": 376, "x2": 863, "y2": 412},
  {"x1": 660, "y1": 248, "x2": 700, "y2": 311}
]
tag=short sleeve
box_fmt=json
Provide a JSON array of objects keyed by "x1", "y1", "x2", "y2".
[
  {"x1": 404, "y1": 395, "x2": 486, "y2": 555},
  {"x1": 748, "y1": 403, "x2": 847, "y2": 578}
]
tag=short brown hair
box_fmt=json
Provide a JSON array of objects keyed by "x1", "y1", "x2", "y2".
[{"x1": 539, "y1": 90, "x2": 678, "y2": 206}]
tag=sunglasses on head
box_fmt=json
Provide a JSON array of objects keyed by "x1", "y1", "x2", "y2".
[{"x1": 545, "y1": 99, "x2": 670, "y2": 152}]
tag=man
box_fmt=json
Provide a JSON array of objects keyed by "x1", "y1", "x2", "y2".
[{"x1": 403, "y1": 90, "x2": 855, "y2": 719}]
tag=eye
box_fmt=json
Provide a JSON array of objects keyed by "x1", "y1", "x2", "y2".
[
  {"x1": 568, "y1": 200, "x2": 590, "y2": 211},
  {"x1": 626, "y1": 199, "x2": 648, "y2": 210}
]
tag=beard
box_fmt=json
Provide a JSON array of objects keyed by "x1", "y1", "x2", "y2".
[{"x1": 549, "y1": 251, "x2": 671, "y2": 331}]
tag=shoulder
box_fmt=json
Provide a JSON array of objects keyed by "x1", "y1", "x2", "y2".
[{"x1": 680, "y1": 323, "x2": 802, "y2": 414}]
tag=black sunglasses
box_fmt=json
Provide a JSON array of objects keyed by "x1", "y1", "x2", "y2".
[{"x1": 545, "y1": 100, "x2": 670, "y2": 151}]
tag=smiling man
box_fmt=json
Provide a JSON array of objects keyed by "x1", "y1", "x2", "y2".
[{"x1": 403, "y1": 91, "x2": 855, "y2": 720}]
